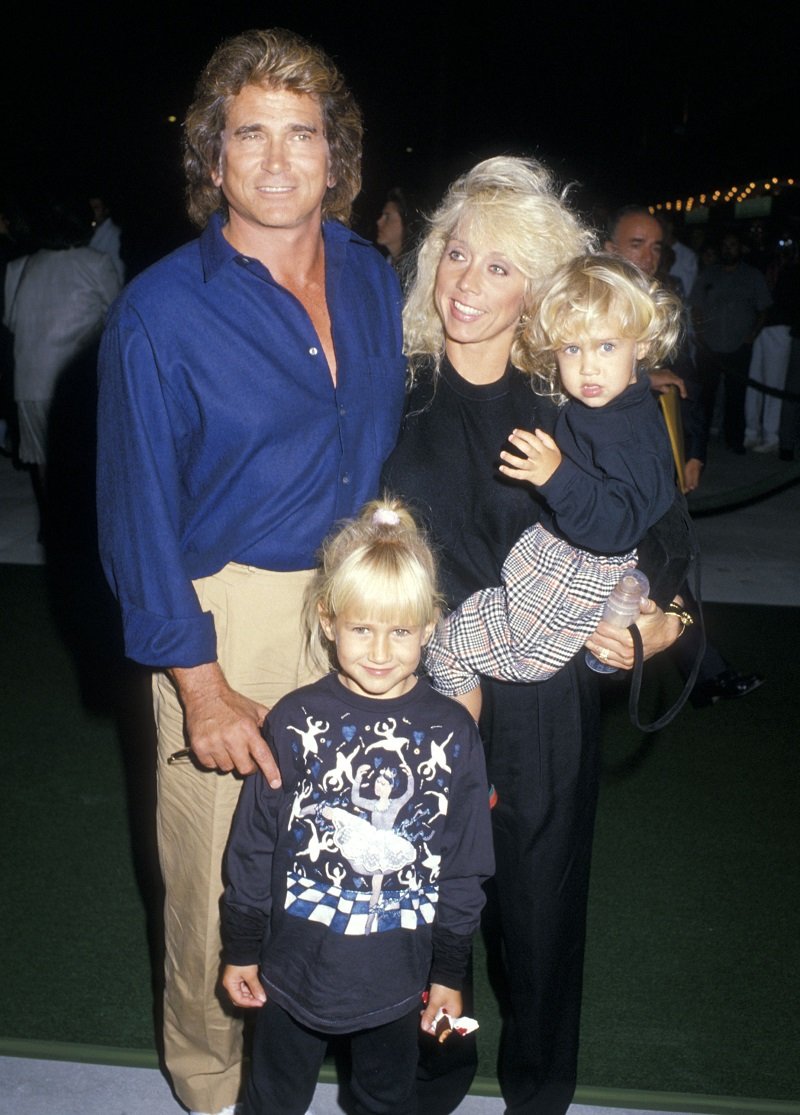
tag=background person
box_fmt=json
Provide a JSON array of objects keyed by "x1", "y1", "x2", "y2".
[
  {"x1": 4, "y1": 197, "x2": 119, "y2": 535},
  {"x1": 691, "y1": 231, "x2": 772, "y2": 455},
  {"x1": 97, "y1": 29, "x2": 405, "y2": 1115}
]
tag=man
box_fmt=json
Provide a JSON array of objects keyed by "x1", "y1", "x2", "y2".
[
  {"x1": 606, "y1": 208, "x2": 764, "y2": 708},
  {"x1": 690, "y1": 231, "x2": 771, "y2": 454},
  {"x1": 97, "y1": 29, "x2": 405, "y2": 1115},
  {"x1": 605, "y1": 206, "x2": 705, "y2": 490}
]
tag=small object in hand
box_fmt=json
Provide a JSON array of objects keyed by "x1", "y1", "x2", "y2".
[
  {"x1": 597, "y1": 647, "x2": 610, "y2": 661},
  {"x1": 432, "y1": 1007, "x2": 479, "y2": 1043}
]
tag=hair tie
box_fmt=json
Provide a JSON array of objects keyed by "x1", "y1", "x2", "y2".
[{"x1": 372, "y1": 508, "x2": 401, "y2": 526}]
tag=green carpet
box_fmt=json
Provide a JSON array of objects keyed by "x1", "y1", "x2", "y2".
[{"x1": 1, "y1": 565, "x2": 797, "y2": 1104}]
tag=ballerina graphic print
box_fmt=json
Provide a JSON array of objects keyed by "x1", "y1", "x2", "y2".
[{"x1": 284, "y1": 710, "x2": 455, "y2": 936}]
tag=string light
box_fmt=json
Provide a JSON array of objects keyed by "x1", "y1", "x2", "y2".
[{"x1": 650, "y1": 174, "x2": 796, "y2": 213}]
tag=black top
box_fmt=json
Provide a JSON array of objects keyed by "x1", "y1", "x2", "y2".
[
  {"x1": 222, "y1": 673, "x2": 494, "y2": 1035},
  {"x1": 382, "y1": 358, "x2": 556, "y2": 609}
]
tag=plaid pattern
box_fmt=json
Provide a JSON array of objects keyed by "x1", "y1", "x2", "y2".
[
  {"x1": 285, "y1": 870, "x2": 438, "y2": 936},
  {"x1": 426, "y1": 523, "x2": 636, "y2": 695}
]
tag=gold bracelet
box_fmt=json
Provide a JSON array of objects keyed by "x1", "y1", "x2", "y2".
[{"x1": 665, "y1": 602, "x2": 694, "y2": 637}]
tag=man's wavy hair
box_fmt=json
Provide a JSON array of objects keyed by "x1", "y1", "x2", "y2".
[
  {"x1": 183, "y1": 28, "x2": 363, "y2": 229},
  {"x1": 403, "y1": 156, "x2": 594, "y2": 382}
]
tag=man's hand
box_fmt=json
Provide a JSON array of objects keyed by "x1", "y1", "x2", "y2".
[
  {"x1": 222, "y1": 963, "x2": 266, "y2": 1008},
  {"x1": 169, "y1": 662, "x2": 279, "y2": 786},
  {"x1": 420, "y1": 983, "x2": 464, "y2": 1035},
  {"x1": 648, "y1": 368, "x2": 687, "y2": 397},
  {"x1": 499, "y1": 428, "x2": 562, "y2": 487},
  {"x1": 584, "y1": 598, "x2": 682, "y2": 671}
]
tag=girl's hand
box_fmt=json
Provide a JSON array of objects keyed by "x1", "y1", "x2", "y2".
[
  {"x1": 420, "y1": 984, "x2": 464, "y2": 1034},
  {"x1": 499, "y1": 428, "x2": 561, "y2": 487},
  {"x1": 221, "y1": 964, "x2": 266, "y2": 1009}
]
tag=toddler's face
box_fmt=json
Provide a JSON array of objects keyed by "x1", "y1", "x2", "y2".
[{"x1": 555, "y1": 333, "x2": 646, "y2": 408}]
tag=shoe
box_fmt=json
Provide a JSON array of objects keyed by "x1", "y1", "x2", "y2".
[
  {"x1": 754, "y1": 437, "x2": 779, "y2": 454},
  {"x1": 744, "y1": 432, "x2": 761, "y2": 448},
  {"x1": 690, "y1": 670, "x2": 765, "y2": 709}
]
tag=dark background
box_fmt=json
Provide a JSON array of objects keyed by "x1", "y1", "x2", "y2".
[{"x1": 2, "y1": 3, "x2": 797, "y2": 254}]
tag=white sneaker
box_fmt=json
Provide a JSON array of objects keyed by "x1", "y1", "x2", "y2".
[{"x1": 754, "y1": 437, "x2": 779, "y2": 454}]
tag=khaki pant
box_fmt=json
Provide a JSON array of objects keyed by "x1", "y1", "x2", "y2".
[{"x1": 154, "y1": 563, "x2": 319, "y2": 1113}]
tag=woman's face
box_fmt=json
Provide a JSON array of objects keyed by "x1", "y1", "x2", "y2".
[
  {"x1": 435, "y1": 227, "x2": 527, "y2": 372},
  {"x1": 376, "y1": 201, "x2": 404, "y2": 257}
]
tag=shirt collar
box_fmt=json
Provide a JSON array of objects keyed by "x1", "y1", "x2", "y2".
[{"x1": 199, "y1": 210, "x2": 368, "y2": 283}]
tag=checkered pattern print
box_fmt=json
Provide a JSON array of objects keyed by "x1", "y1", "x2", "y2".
[
  {"x1": 425, "y1": 523, "x2": 637, "y2": 695},
  {"x1": 285, "y1": 870, "x2": 438, "y2": 936}
]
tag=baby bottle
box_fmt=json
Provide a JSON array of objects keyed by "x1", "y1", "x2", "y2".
[{"x1": 585, "y1": 569, "x2": 650, "y2": 675}]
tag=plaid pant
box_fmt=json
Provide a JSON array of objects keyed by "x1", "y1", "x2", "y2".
[{"x1": 425, "y1": 523, "x2": 636, "y2": 695}]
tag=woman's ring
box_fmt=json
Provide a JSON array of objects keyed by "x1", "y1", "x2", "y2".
[{"x1": 598, "y1": 647, "x2": 610, "y2": 661}]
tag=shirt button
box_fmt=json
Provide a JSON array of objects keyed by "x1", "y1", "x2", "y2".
[
  {"x1": 309, "y1": 347, "x2": 318, "y2": 356},
  {"x1": 342, "y1": 474, "x2": 351, "y2": 485},
  {"x1": 339, "y1": 405, "x2": 347, "y2": 416}
]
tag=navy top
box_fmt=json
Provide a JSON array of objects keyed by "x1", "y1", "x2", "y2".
[
  {"x1": 97, "y1": 214, "x2": 405, "y2": 667},
  {"x1": 222, "y1": 673, "x2": 494, "y2": 1034},
  {"x1": 539, "y1": 375, "x2": 676, "y2": 554}
]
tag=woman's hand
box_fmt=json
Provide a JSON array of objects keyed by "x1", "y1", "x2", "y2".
[
  {"x1": 584, "y1": 599, "x2": 682, "y2": 671},
  {"x1": 499, "y1": 428, "x2": 561, "y2": 487}
]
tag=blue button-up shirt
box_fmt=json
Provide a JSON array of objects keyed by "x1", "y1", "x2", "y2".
[{"x1": 97, "y1": 214, "x2": 405, "y2": 667}]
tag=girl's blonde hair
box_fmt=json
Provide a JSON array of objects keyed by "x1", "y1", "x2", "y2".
[
  {"x1": 529, "y1": 253, "x2": 684, "y2": 399},
  {"x1": 305, "y1": 498, "x2": 443, "y2": 671},
  {"x1": 403, "y1": 155, "x2": 594, "y2": 382}
]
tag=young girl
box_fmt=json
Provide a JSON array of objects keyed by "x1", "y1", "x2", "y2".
[
  {"x1": 221, "y1": 500, "x2": 494, "y2": 1115},
  {"x1": 424, "y1": 252, "x2": 691, "y2": 706}
]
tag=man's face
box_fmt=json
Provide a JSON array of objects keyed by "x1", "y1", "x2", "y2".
[
  {"x1": 212, "y1": 85, "x2": 334, "y2": 243},
  {"x1": 606, "y1": 213, "x2": 663, "y2": 278}
]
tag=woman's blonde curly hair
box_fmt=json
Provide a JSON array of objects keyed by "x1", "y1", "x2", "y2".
[{"x1": 403, "y1": 156, "x2": 594, "y2": 382}]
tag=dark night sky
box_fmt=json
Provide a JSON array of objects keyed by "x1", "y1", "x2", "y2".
[{"x1": 3, "y1": 3, "x2": 797, "y2": 245}]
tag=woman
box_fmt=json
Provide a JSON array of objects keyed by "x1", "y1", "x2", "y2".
[
  {"x1": 376, "y1": 187, "x2": 419, "y2": 280},
  {"x1": 382, "y1": 157, "x2": 682, "y2": 1115}
]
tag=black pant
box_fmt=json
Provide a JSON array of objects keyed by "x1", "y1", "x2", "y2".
[
  {"x1": 417, "y1": 660, "x2": 600, "y2": 1115},
  {"x1": 697, "y1": 344, "x2": 751, "y2": 451},
  {"x1": 246, "y1": 999, "x2": 420, "y2": 1115}
]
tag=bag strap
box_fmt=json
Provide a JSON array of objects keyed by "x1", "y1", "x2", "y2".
[{"x1": 626, "y1": 545, "x2": 706, "y2": 733}]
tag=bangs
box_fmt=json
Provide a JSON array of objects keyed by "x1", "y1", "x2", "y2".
[
  {"x1": 328, "y1": 545, "x2": 437, "y2": 628},
  {"x1": 542, "y1": 273, "x2": 654, "y2": 348}
]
